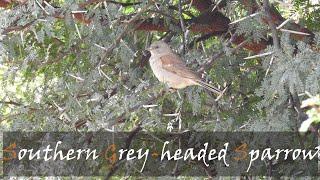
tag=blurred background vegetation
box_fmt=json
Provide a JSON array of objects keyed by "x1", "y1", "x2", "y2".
[{"x1": 0, "y1": 0, "x2": 320, "y2": 177}]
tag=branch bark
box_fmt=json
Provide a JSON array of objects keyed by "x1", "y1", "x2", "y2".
[
  {"x1": 263, "y1": 0, "x2": 280, "y2": 51},
  {"x1": 2, "y1": 1, "x2": 316, "y2": 56},
  {"x1": 104, "y1": 123, "x2": 142, "y2": 179}
]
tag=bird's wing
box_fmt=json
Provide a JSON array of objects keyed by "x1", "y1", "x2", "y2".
[{"x1": 160, "y1": 53, "x2": 199, "y2": 79}]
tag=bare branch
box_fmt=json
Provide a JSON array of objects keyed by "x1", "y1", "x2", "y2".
[
  {"x1": 178, "y1": 0, "x2": 187, "y2": 54},
  {"x1": 263, "y1": 0, "x2": 280, "y2": 51}
]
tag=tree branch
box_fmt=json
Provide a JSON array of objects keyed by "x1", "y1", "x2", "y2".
[
  {"x1": 79, "y1": 0, "x2": 141, "y2": 8},
  {"x1": 2, "y1": 0, "x2": 316, "y2": 55},
  {"x1": 178, "y1": 0, "x2": 187, "y2": 54},
  {"x1": 263, "y1": 0, "x2": 280, "y2": 51},
  {"x1": 98, "y1": 2, "x2": 153, "y2": 62},
  {"x1": 111, "y1": 89, "x2": 167, "y2": 126},
  {"x1": 104, "y1": 123, "x2": 142, "y2": 179}
]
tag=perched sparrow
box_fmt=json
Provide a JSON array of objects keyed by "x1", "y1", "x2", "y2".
[{"x1": 148, "y1": 41, "x2": 221, "y2": 94}]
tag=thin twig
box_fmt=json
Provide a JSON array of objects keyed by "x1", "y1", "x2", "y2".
[
  {"x1": 94, "y1": 43, "x2": 109, "y2": 51},
  {"x1": 35, "y1": 0, "x2": 50, "y2": 15},
  {"x1": 215, "y1": 85, "x2": 228, "y2": 102},
  {"x1": 229, "y1": 12, "x2": 260, "y2": 25},
  {"x1": 188, "y1": 33, "x2": 214, "y2": 49},
  {"x1": 263, "y1": 0, "x2": 280, "y2": 50},
  {"x1": 71, "y1": 10, "x2": 88, "y2": 14},
  {"x1": 0, "y1": 101, "x2": 23, "y2": 106},
  {"x1": 142, "y1": 104, "x2": 158, "y2": 108},
  {"x1": 279, "y1": 29, "x2": 311, "y2": 36},
  {"x1": 276, "y1": 13, "x2": 297, "y2": 29},
  {"x1": 100, "y1": 2, "x2": 152, "y2": 60},
  {"x1": 79, "y1": 0, "x2": 141, "y2": 8},
  {"x1": 104, "y1": 124, "x2": 142, "y2": 179},
  {"x1": 211, "y1": 0, "x2": 223, "y2": 12},
  {"x1": 72, "y1": 14, "x2": 82, "y2": 39},
  {"x1": 198, "y1": 38, "x2": 249, "y2": 73},
  {"x1": 68, "y1": 73, "x2": 84, "y2": 81},
  {"x1": 265, "y1": 55, "x2": 274, "y2": 77},
  {"x1": 197, "y1": 161, "x2": 217, "y2": 178},
  {"x1": 43, "y1": 1, "x2": 54, "y2": 9},
  {"x1": 163, "y1": 113, "x2": 180, "y2": 117},
  {"x1": 243, "y1": 51, "x2": 273, "y2": 60},
  {"x1": 178, "y1": 0, "x2": 187, "y2": 54},
  {"x1": 111, "y1": 90, "x2": 167, "y2": 126},
  {"x1": 2, "y1": 20, "x2": 37, "y2": 35}
]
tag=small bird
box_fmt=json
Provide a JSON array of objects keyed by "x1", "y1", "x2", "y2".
[{"x1": 148, "y1": 41, "x2": 221, "y2": 94}]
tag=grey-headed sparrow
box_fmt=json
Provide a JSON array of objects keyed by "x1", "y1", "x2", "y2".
[{"x1": 148, "y1": 41, "x2": 221, "y2": 94}]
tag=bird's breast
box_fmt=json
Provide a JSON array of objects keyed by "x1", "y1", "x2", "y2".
[
  {"x1": 149, "y1": 55, "x2": 194, "y2": 89},
  {"x1": 149, "y1": 56, "x2": 166, "y2": 81}
]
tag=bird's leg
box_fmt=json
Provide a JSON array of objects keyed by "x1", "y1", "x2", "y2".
[{"x1": 175, "y1": 99, "x2": 183, "y2": 131}]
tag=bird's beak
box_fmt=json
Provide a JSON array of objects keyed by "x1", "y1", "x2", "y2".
[{"x1": 146, "y1": 47, "x2": 153, "y2": 51}]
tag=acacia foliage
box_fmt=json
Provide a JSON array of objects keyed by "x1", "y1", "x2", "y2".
[{"x1": 0, "y1": 0, "x2": 319, "y2": 134}]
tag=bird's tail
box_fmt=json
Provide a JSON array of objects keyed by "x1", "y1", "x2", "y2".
[{"x1": 194, "y1": 80, "x2": 221, "y2": 95}]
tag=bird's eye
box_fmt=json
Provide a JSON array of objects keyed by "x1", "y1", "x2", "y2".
[{"x1": 154, "y1": 45, "x2": 159, "y2": 49}]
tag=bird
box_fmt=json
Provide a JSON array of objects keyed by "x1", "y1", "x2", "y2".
[{"x1": 147, "y1": 40, "x2": 221, "y2": 94}]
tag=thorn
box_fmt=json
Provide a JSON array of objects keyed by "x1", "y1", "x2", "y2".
[
  {"x1": 177, "y1": 90, "x2": 182, "y2": 99},
  {"x1": 215, "y1": 85, "x2": 228, "y2": 101},
  {"x1": 68, "y1": 73, "x2": 84, "y2": 81},
  {"x1": 276, "y1": 13, "x2": 297, "y2": 29},
  {"x1": 279, "y1": 29, "x2": 311, "y2": 36},
  {"x1": 163, "y1": 113, "x2": 180, "y2": 117},
  {"x1": 143, "y1": 104, "x2": 158, "y2": 108},
  {"x1": 244, "y1": 51, "x2": 273, "y2": 60},
  {"x1": 229, "y1": 12, "x2": 260, "y2": 25}
]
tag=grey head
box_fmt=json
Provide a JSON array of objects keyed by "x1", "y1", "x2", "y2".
[{"x1": 148, "y1": 41, "x2": 172, "y2": 55}]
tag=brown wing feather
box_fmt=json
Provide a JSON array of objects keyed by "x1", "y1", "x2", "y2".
[{"x1": 160, "y1": 54, "x2": 199, "y2": 79}]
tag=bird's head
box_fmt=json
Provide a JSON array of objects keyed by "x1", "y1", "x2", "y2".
[{"x1": 147, "y1": 41, "x2": 172, "y2": 55}]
